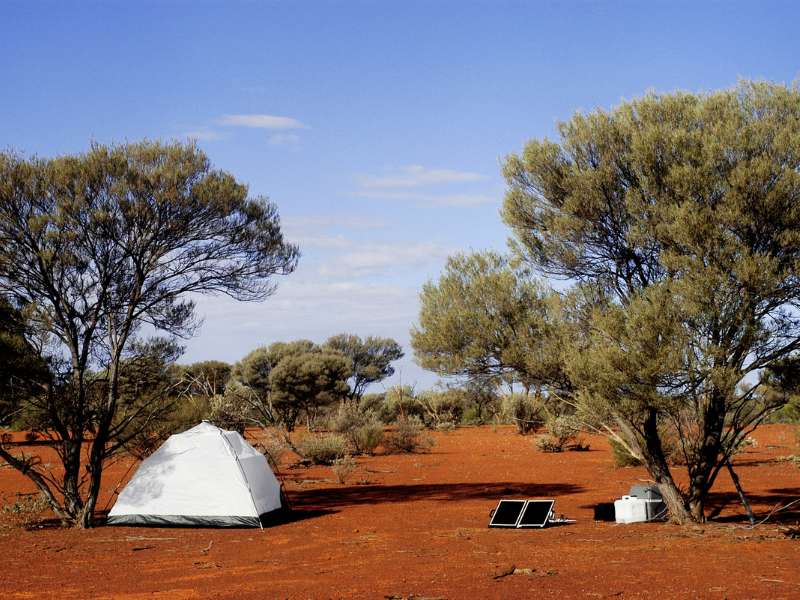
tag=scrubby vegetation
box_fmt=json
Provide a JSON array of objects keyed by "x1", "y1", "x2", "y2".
[
  {"x1": 297, "y1": 433, "x2": 348, "y2": 465},
  {"x1": 383, "y1": 416, "x2": 434, "y2": 454}
]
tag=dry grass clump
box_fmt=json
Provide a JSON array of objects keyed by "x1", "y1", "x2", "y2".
[
  {"x1": 383, "y1": 416, "x2": 434, "y2": 454},
  {"x1": 331, "y1": 455, "x2": 357, "y2": 484},
  {"x1": 298, "y1": 433, "x2": 348, "y2": 465}
]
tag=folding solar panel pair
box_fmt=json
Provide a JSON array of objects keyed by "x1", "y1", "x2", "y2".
[{"x1": 489, "y1": 499, "x2": 555, "y2": 528}]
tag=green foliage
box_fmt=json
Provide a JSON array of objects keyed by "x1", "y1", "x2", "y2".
[
  {"x1": 534, "y1": 415, "x2": 582, "y2": 452},
  {"x1": 459, "y1": 379, "x2": 501, "y2": 424},
  {"x1": 382, "y1": 385, "x2": 426, "y2": 422},
  {"x1": 324, "y1": 334, "x2": 404, "y2": 400},
  {"x1": 330, "y1": 403, "x2": 384, "y2": 455},
  {"x1": 504, "y1": 393, "x2": 545, "y2": 434},
  {"x1": 0, "y1": 140, "x2": 298, "y2": 527},
  {"x1": 358, "y1": 392, "x2": 395, "y2": 424},
  {"x1": 416, "y1": 389, "x2": 466, "y2": 428},
  {"x1": 268, "y1": 351, "x2": 351, "y2": 431},
  {"x1": 177, "y1": 360, "x2": 232, "y2": 396},
  {"x1": 411, "y1": 252, "x2": 569, "y2": 396},
  {"x1": 609, "y1": 437, "x2": 643, "y2": 467},
  {"x1": 383, "y1": 416, "x2": 434, "y2": 454},
  {"x1": 503, "y1": 81, "x2": 800, "y2": 522},
  {"x1": 0, "y1": 297, "x2": 50, "y2": 426},
  {"x1": 232, "y1": 341, "x2": 316, "y2": 400},
  {"x1": 298, "y1": 433, "x2": 348, "y2": 465}
]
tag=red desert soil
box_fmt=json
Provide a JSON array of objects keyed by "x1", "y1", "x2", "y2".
[{"x1": 1, "y1": 425, "x2": 799, "y2": 599}]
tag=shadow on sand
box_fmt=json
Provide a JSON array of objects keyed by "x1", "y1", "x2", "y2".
[{"x1": 287, "y1": 481, "x2": 584, "y2": 510}]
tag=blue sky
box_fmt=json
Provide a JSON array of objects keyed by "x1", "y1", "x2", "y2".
[{"x1": 2, "y1": 1, "x2": 799, "y2": 389}]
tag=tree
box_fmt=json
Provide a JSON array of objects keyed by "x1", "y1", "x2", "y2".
[
  {"x1": 0, "y1": 296, "x2": 50, "y2": 424},
  {"x1": 0, "y1": 141, "x2": 298, "y2": 527},
  {"x1": 411, "y1": 251, "x2": 569, "y2": 396},
  {"x1": 324, "y1": 333, "x2": 404, "y2": 400},
  {"x1": 229, "y1": 340, "x2": 317, "y2": 427},
  {"x1": 112, "y1": 338, "x2": 185, "y2": 459},
  {"x1": 178, "y1": 360, "x2": 232, "y2": 396},
  {"x1": 502, "y1": 81, "x2": 800, "y2": 522},
  {"x1": 268, "y1": 351, "x2": 351, "y2": 430}
]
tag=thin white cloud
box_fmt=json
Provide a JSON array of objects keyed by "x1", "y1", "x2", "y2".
[
  {"x1": 319, "y1": 241, "x2": 450, "y2": 278},
  {"x1": 218, "y1": 114, "x2": 308, "y2": 130},
  {"x1": 184, "y1": 128, "x2": 224, "y2": 141},
  {"x1": 185, "y1": 279, "x2": 436, "y2": 388},
  {"x1": 282, "y1": 215, "x2": 386, "y2": 230},
  {"x1": 290, "y1": 233, "x2": 354, "y2": 250},
  {"x1": 359, "y1": 165, "x2": 485, "y2": 189},
  {"x1": 354, "y1": 190, "x2": 497, "y2": 207}
]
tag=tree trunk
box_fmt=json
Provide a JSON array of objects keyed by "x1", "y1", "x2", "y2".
[{"x1": 632, "y1": 409, "x2": 694, "y2": 523}]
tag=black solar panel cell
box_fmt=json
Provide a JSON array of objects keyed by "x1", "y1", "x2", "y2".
[
  {"x1": 517, "y1": 500, "x2": 554, "y2": 528},
  {"x1": 488, "y1": 499, "x2": 526, "y2": 527}
]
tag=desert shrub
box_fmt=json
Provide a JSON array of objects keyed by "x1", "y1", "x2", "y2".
[
  {"x1": 253, "y1": 427, "x2": 292, "y2": 470},
  {"x1": 534, "y1": 415, "x2": 582, "y2": 452},
  {"x1": 461, "y1": 380, "x2": 501, "y2": 424},
  {"x1": 358, "y1": 392, "x2": 392, "y2": 422},
  {"x1": 350, "y1": 421, "x2": 384, "y2": 454},
  {"x1": 416, "y1": 389, "x2": 465, "y2": 429},
  {"x1": 504, "y1": 394, "x2": 545, "y2": 434},
  {"x1": 330, "y1": 403, "x2": 385, "y2": 455},
  {"x1": 331, "y1": 455, "x2": 357, "y2": 484},
  {"x1": 2, "y1": 492, "x2": 49, "y2": 528},
  {"x1": 384, "y1": 416, "x2": 434, "y2": 454},
  {"x1": 297, "y1": 433, "x2": 348, "y2": 465},
  {"x1": 383, "y1": 385, "x2": 426, "y2": 422},
  {"x1": 207, "y1": 393, "x2": 251, "y2": 434}
]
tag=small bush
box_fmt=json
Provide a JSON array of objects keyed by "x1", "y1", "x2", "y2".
[
  {"x1": 505, "y1": 394, "x2": 544, "y2": 435},
  {"x1": 359, "y1": 392, "x2": 395, "y2": 424},
  {"x1": 208, "y1": 393, "x2": 249, "y2": 434},
  {"x1": 297, "y1": 433, "x2": 348, "y2": 465},
  {"x1": 331, "y1": 455, "x2": 357, "y2": 484},
  {"x1": 383, "y1": 385, "x2": 426, "y2": 423},
  {"x1": 534, "y1": 415, "x2": 582, "y2": 452},
  {"x1": 2, "y1": 492, "x2": 49, "y2": 529},
  {"x1": 350, "y1": 422, "x2": 384, "y2": 455},
  {"x1": 416, "y1": 390, "x2": 465, "y2": 429},
  {"x1": 330, "y1": 403, "x2": 385, "y2": 455},
  {"x1": 384, "y1": 416, "x2": 434, "y2": 454},
  {"x1": 254, "y1": 427, "x2": 291, "y2": 470},
  {"x1": 534, "y1": 435, "x2": 562, "y2": 452}
]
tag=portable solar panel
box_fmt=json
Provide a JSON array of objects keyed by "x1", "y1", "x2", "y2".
[
  {"x1": 488, "y1": 499, "x2": 527, "y2": 527},
  {"x1": 517, "y1": 499, "x2": 555, "y2": 528}
]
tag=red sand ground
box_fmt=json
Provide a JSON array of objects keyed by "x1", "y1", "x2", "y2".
[{"x1": 1, "y1": 424, "x2": 799, "y2": 599}]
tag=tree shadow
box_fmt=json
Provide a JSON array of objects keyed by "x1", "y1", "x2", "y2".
[
  {"x1": 287, "y1": 481, "x2": 584, "y2": 510},
  {"x1": 708, "y1": 490, "x2": 800, "y2": 524}
]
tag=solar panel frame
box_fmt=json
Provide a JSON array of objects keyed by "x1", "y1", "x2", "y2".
[
  {"x1": 516, "y1": 499, "x2": 555, "y2": 528},
  {"x1": 488, "y1": 499, "x2": 527, "y2": 528}
]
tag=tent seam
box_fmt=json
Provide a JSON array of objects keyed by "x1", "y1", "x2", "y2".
[{"x1": 218, "y1": 429, "x2": 264, "y2": 530}]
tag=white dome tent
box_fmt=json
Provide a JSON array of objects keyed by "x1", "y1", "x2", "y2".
[{"x1": 108, "y1": 422, "x2": 282, "y2": 527}]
